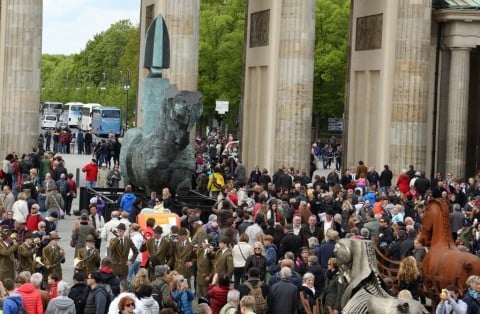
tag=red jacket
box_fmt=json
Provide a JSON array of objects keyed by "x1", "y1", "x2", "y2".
[
  {"x1": 25, "y1": 214, "x2": 44, "y2": 232},
  {"x1": 49, "y1": 281, "x2": 58, "y2": 299},
  {"x1": 141, "y1": 226, "x2": 154, "y2": 267},
  {"x1": 396, "y1": 174, "x2": 410, "y2": 194},
  {"x1": 207, "y1": 284, "x2": 230, "y2": 314},
  {"x1": 82, "y1": 163, "x2": 98, "y2": 182},
  {"x1": 67, "y1": 177, "x2": 77, "y2": 196},
  {"x1": 17, "y1": 283, "x2": 44, "y2": 314}
]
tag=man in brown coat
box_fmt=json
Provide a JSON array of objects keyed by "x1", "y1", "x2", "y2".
[
  {"x1": 76, "y1": 234, "x2": 101, "y2": 275},
  {"x1": 173, "y1": 227, "x2": 195, "y2": 278},
  {"x1": 17, "y1": 231, "x2": 37, "y2": 273},
  {"x1": 140, "y1": 225, "x2": 171, "y2": 265},
  {"x1": 213, "y1": 236, "x2": 234, "y2": 277},
  {"x1": 109, "y1": 223, "x2": 138, "y2": 279},
  {"x1": 0, "y1": 229, "x2": 18, "y2": 281},
  {"x1": 42, "y1": 231, "x2": 65, "y2": 287}
]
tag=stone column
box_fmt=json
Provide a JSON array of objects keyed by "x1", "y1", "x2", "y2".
[
  {"x1": 159, "y1": 0, "x2": 200, "y2": 91},
  {"x1": 0, "y1": 0, "x2": 42, "y2": 158},
  {"x1": 274, "y1": 0, "x2": 315, "y2": 171},
  {"x1": 389, "y1": 0, "x2": 431, "y2": 176},
  {"x1": 446, "y1": 47, "x2": 471, "y2": 179},
  {"x1": 137, "y1": 0, "x2": 199, "y2": 128}
]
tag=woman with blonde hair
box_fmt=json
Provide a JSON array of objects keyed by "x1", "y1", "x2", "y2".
[
  {"x1": 245, "y1": 241, "x2": 267, "y2": 281},
  {"x1": 397, "y1": 256, "x2": 422, "y2": 301},
  {"x1": 131, "y1": 268, "x2": 150, "y2": 293}
]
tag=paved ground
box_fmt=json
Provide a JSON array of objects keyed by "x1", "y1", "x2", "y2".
[{"x1": 54, "y1": 152, "x2": 104, "y2": 282}]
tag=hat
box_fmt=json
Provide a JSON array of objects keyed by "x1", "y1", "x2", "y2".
[
  {"x1": 116, "y1": 223, "x2": 126, "y2": 231},
  {"x1": 153, "y1": 226, "x2": 163, "y2": 234},
  {"x1": 85, "y1": 235, "x2": 95, "y2": 242},
  {"x1": 24, "y1": 232, "x2": 35, "y2": 239},
  {"x1": 219, "y1": 236, "x2": 231, "y2": 244},
  {"x1": 50, "y1": 232, "x2": 61, "y2": 240},
  {"x1": 155, "y1": 265, "x2": 169, "y2": 277}
]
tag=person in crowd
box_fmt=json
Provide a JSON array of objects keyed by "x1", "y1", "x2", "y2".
[
  {"x1": 82, "y1": 159, "x2": 98, "y2": 188},
  {"x1": 267, "y1": 267, "x2": 299, "y2": 314},
  {"x1": 436, "y1": 284, "x2": 467, "y2": 314},
  {"x1": 117, "y1": 295, "x2": 137, "y2": 314},
  {"x1": 196, "y1": 238, "x2": 215, "y2": 298},
  {"x1": 109, "y1": 223, "x2": 139, "y2": 280},
  {"x1": 214, "y1": 236, "x2": 234, "y2": 278},
  {"x1": 239, "y1": 295, "x2": 256, "y2": 314},
  {"x1": 100, "y1": 211, "x2": 121, "y2": 257},
  {"x1": 85, "y1": 272, "x2": 111, "y2": 314},
  {"x1": 232, "y1": 233, "x2": 253, "y2": 289},
  {"x1": 119, "y1": 185, "x2": 136, "y2": 216},
  {"x1": 207, "y1": 272, "x2": 231, "y2": 314},
  {"x1": 299, "y1": 272, "x2": 320, "y2": 314},
  {"x1": 172, "y1": 275, "x2": 195, "y2": 314},
  {"x1": 45, "y1": 280, "x2": 76, "y2": 314},
  {"x1": 30, "y1": 272, "x2": 50, "y2": 310},
  {"x1": 47, "y1": 273, "x2": 59, "y2": 299},
  {"x1": 2, "y1": 278, "x2": 23, "y2": 314},
  {"x1": 136, "y1": 284, "x2": 160, "y2": 314},
  {"x1": 97, "y1": 163, "x2": 109, "y2": 188},
  {"x1": 220, "y1": 289, "x2": 240, "y2": 314},
  {"x1": 107, "y1": 164, "x2": 122, "y2": 188},
  {"x1": 463, "y1": 275, "x2": 480, "y2": 314},
  {"x1": 69, "y1": 272, "x2": 88, "y2": 314},
  {"x1": 72, "y1": 213, "x2": 96, "y2": 256},
  {"x1": 66, "y1": 173, "x2": 77, "y2": 216},
  {"x1": 107, "y1": 279, "x2": 143, "y2": 314},
  {"x1": 397, "y1": 256, "x2": 422, "y2": 301},
  {"x1": 16, "y1": 274, "x2": 44, "y2": 314},
  {"x1": 127, "y1": 223, "x2": 144, "y2": 281},
  {"x1": 151, "y1": 265, "x2": 177, "y2": 311}
]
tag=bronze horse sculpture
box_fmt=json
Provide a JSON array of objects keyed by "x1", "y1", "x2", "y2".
[{"x1": 418, "y1": 198, "x2": 480, "y2": 294}]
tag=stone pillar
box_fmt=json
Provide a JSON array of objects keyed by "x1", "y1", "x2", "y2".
[
  {"x1": 389, "y1": 0, "x2": 431, "y2": 176},
  {"x1": 446, "y1": 47, "x2": 470, "y2": 179},
  {"x1": 241, "y1": 0, "x2": 315, "y2": 172},
  {"x1": 138, "y1": 0, "x2": 199, "y2": 128},
  {"x1": 274, "y1": 0, "x2": 315, "y2": 171},
  {"x1": 0, "y1": 0, "x2": 42, "y2": 158}
]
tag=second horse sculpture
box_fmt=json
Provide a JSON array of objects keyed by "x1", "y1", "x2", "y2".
[{"x1": 418, "y1": 198, "x2": 480, "y2": 296}]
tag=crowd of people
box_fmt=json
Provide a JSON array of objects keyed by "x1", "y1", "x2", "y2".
[{"x1": 1, "y1": 129, "x2": 480, "y2": 313}]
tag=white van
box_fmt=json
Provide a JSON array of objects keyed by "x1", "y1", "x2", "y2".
[{"x1": 40, "y1": 115, "x2": 58, "y2": 129}]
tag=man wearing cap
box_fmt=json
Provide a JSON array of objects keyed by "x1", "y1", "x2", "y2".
[
  {"x1": 109, "y1": 223, "x2": 138, "y2": 280},
  {"x1": 173, "y1": 227, "x2": 195, "y2": 279},
  {"x1": 76, "y1": 234, "x2": 100, "y2": 275},
  {"x1": 18, "y1": 231, "x2": 38, "y2": 273},
  {"x1": 0, "y1": 229, "x2": 18, "y2": 281},
  {"x1": 82, "y1": 159, "x2": 98, "y2": 188},
  {"x1": 42, "y1": 231, "x2": 65, "y2": 287},
  {"x1": 140, "y1": 225, "x2": 172, "y2": 266},
  {"x1": 213, "y1": 236, "x2": 234, "y2": 278}
]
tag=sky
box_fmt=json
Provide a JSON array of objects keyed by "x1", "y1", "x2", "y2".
[{"x1": 43, "y1": 0, "x2": 140, "y2": 55}]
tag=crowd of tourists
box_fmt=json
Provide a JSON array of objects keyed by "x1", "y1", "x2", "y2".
[{"x1": 1, "y1": 129, "x2": 480, "y2": 313}]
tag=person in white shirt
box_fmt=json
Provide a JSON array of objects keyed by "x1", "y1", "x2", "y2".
[
  {"x1": 89, "y1": 204, "x2": 105, "y2": 249},
  {"x1": 100, "y1": 211, "x2": 121, "y2": 257},
  {"x1": 127, "y1": 224, "x2": 144, "y2": 281}
]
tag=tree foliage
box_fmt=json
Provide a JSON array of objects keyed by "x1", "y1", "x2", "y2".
[
  {"x1": 41, "y1": 20, "x2": 139, "y2": 126},
  {"x1": 313, "y1": 0, "x2": 350, "y2": 119},
  {"x1": 41, "y1": 1, "x2": 350, "y2": 133}
]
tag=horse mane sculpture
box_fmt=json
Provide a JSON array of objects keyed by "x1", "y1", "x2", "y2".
[
  {"x1": 334, "y1": 238, "x2": 428, "y2": 314},
  {"x1": 418, "y1": 198, "x2": 480, "y2": 294}
]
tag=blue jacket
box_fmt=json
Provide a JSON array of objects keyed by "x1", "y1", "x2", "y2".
[
  {"x1": 119, "y1": 193, "x2": 136, "y2": 214},
  {"x1": 3, "y1": 295, "x2": 22, "y2": 314},
  {"x1": 172, "y1": 290, "x2": 195, "y2": 314}
]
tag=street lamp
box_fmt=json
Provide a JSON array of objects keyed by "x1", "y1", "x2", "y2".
[{"x1": 124, "y1": 69, "x2": 131, "y2": 130}]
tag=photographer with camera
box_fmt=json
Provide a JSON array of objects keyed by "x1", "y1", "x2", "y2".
[{"x1": 436, "y1": 285, "x2": 467, "y2": 314}]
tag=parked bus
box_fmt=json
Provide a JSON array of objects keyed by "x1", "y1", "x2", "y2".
[
  {"x1": 40, "y1": 101, "x2": 63, "y2": 116},
  {"x1": 91, "y1": 106, "x2": 122, "y2": 137},
  {"x1": 80, "y1": 103, "x2": 101, "y2": 131},
  {"x1": 64, "y1": 102, "x2": 83, "y2": 128}
]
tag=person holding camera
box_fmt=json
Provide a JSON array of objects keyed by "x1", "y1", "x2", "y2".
[
  {"x1": 172, "y1": 276, "x2": 195, "y2": 314},
  {"x1": 436, "y1": 284, "x2": 467, "y2": 314}
]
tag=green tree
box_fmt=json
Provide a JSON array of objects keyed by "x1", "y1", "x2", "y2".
[
  {"x1": 313, "y1": 0, "x2": 350, "y2": 132},
  {"x1": 198, "y1": 0, "x2": 246, "y2": 130}
]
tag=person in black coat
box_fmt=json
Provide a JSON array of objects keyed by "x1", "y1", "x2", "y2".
[
  {"x1": 267, "y1": 267, "x2": 299, "y2": 314},
  {"x1": 379, "y1": 165, "x2": 393, "y2": 194},
  {"x1": 238, "y1": 267, "x2": 268, "y2": 299},
  {"x1": 278, "y1": 224, "x2": 302, "y2": 259},
  {"x1": 68, "y1": 272, "x2": 89, "y2": 314}
]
